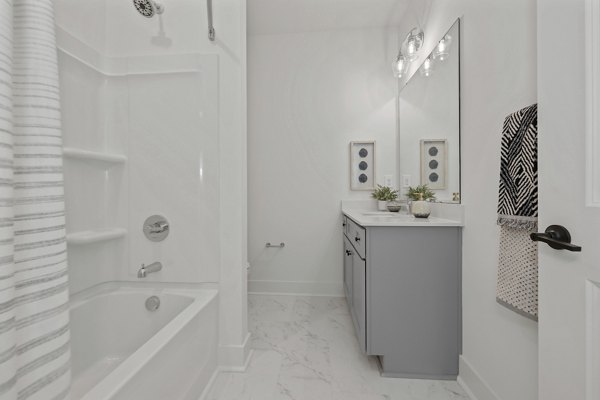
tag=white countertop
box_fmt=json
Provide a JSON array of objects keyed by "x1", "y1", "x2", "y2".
[{"x1": 342, "y1": 207, "x2": 464, "y2": 227}]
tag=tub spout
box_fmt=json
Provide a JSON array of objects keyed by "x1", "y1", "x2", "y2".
[{"x1": 138, "y1": 262, "x2": 162, "y2": 278}]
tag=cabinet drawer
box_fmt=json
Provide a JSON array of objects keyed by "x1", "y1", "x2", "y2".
[
  {"x1": 346, "y1": 218, "x2": 366, "y2": 259},
  {"x1": 342, "y1": 216, "x2": 350, "y2": 236}
]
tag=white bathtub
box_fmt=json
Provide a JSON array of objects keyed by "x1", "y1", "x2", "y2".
[{"x1": 69, "y1": 282, "x2": 218, "y2": 400}]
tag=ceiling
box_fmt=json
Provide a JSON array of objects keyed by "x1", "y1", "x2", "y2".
[{"x1": 248, "y1": 0, "x2": 411, "y2": 35}]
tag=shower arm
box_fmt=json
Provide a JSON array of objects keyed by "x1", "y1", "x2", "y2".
[{"x1": 207, "y1": 0, "x2": 216, "y2": 41}]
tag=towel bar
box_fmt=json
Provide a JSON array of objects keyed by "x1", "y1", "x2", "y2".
[{"x1": 266, "y1": 242, "x2": 285, "y2": 248}]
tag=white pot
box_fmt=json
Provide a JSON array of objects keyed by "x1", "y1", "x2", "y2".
[
  {"x1": 411, "y1": 200, "x2": 431, "y2": 218},
  {"x1": 377, "y1": 200, "x2": 388, "y2": 211}
]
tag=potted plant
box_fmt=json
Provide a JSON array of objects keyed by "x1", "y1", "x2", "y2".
[
  {"x1": 406, "y1": 184, "x2": 436, "y2": 202},
  {"x1": 372, "y1": 185, "x2": 399, "y2": 211},
  {"x1": 406, "y1": 185, "x2": 436, "y2": 218}
]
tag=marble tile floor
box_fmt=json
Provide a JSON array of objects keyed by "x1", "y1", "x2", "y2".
[{"x1": 206, "y1": 295, "x2": 470, "y2": 400}]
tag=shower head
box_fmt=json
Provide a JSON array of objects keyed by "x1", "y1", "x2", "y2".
[{"x1": 133, "y1": 0, "x2": 164, "y2": 18}]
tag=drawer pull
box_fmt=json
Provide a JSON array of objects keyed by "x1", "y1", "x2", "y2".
[{"x1": 346, "y1": 250, "x2": 352, "y2": 256}]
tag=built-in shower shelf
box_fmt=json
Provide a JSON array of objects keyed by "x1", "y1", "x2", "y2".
[
  {"x1": 63, "y1": 147, "x2": 127, "y2": 166},
  {"x1": 66, "y1": 228, "x2": 127, "y2": 245}
]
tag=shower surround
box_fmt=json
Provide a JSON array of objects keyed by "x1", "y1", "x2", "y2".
[{"x1": 52, "y1": 0, "x2": 249, "y2": 397}]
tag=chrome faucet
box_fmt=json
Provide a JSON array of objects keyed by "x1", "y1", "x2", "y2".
[{"x1": 138, "y1": 262, "x2": 162, "y2": 278}]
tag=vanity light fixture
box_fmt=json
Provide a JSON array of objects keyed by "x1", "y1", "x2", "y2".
[
  {"x1": 433, "y1": 34, "x2": 452, "y2": 61},
  {"x1": 393, "y1": 27, "x2": 424, "y2": 78},
  {"x1": 393, "y1": 51, "x2": 409, "y2": 78},
  {"x1": 420, "y1": 56, "x2": 433, "y2": 77},
  {"x1": 404, "y1": 28, "x2": 424, "y2": 61}
]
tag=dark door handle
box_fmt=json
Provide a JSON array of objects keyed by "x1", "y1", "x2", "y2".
[
  {"x1": 345, "y1": 250, "x2": 352, "y2": 256},
  {"x1": 530, "y1": 225, "x2": 582, "y2": 252},
  {"x1": 355, "y1": 237, "x2": 361, "y2": 242}
]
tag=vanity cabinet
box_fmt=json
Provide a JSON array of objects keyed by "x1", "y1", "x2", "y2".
[{"x1": 342, "y1": 213, "x2": 462, "y2": 379}]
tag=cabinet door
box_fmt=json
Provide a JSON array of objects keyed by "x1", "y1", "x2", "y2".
[
  {"x1": 351, "y1": 252, "x2": 367, "y2": 352},
  {"x1": 343, "y1": 237, "x2": 353, "y2": 306}
]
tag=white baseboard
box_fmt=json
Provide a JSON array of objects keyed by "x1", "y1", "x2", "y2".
[
  {"x1": 218, "y1": 332, "x2": 253, "y2": 370},
  {"x1": 248, "y1": 280, "x2": 344, "y2": 297},
  {"x1": 198, "y1": 344, "x2": 254, "y2": 400},
  {"x1": 457, "y1": 355, "x2": 500, "y2": 400}
]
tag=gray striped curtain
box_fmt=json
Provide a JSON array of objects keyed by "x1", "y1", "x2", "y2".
[{"x1": 0, "y1": 0, "x2": 71, "y2": 399}]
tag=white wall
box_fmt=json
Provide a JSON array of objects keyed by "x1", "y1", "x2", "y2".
[
  {"x1": 398, "y1": 1, "x2": 538, "y2": 400},
  {"x1": 247, "y1": 27, "x2": 399, "y2": 295},
  {"x1": 212, "y1": 0, "x2": 249, "y2": 367},
  {"x1": 54, "y1": 0, "x2": 106, "y2": 54}
]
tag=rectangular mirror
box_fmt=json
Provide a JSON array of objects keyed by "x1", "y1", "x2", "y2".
[{"x1": 399, "y1": 19, "x2": 460, "y2": 203}]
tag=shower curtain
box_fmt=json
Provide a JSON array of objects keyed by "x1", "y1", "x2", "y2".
[{"x1": 0, "y1": 0, "x2": 71, "y2": 399}]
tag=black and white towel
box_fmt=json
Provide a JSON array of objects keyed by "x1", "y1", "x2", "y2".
[{"x1": 496, "y1": 104, "x2": 539, "y2": 320}]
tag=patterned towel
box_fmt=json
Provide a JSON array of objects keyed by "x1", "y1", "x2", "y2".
[{"x1": 496, "y1": 104, "x2": 538, "y2": 320}]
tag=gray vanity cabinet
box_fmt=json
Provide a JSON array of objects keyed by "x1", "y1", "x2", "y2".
[{"x1": 342, "y1": 214, "x2": 462, "y2": 380}]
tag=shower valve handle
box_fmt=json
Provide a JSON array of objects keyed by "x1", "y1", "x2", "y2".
[{"x1": 147, "y1": 221, "x2": 169, "y2": 234}]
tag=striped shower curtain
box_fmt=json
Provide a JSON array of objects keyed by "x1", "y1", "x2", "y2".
[{"x1": 0, "y1": 0, "x2": 71, "y2": 399}]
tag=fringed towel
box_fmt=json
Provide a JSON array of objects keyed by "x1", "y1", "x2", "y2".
[{"x1": 496, "y1": 104, "x2": 539, "y2": 321}]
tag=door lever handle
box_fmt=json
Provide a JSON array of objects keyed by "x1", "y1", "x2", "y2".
[{"x1": 530, "y1": 225, "x2": 582, "y2": 252}]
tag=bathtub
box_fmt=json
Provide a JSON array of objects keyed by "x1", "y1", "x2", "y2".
[{"x1": 69, "y1": 282, "x2": 218, "y2": 400}]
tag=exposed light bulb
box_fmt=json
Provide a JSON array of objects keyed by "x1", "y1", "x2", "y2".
[
  {"x1": 407, "y1": 42, "x2": 417, "y2": 57},
  {"x1": 433, "y1": 34, "x2": 452, "y2": 61},
  {"x1": 393, "y1": 52, "x2": 409, "y2": 78},
  {"x1": 404, "y1": 28, "x2": 424, "y2": 61},
  {"x1": 420, "y1": 57, "x2": 433, "y2": 77}
]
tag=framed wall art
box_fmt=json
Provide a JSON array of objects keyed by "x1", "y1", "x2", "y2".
[
  {"x1": 350, "y1": 141, "x2": 376, "y2": 191},
  {"x1": 420, "y1": 139, "x2": 447, "y2": 190}
]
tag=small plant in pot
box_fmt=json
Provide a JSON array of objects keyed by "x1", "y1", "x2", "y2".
[
  {"x1": 406, "y1": 185, "x2": 436, "y2": 202},
  {"x1": 371, "y1": 185, "x2": 399, "y2": 211},
  {"x1": 406, "y1": 185, "x2": 436, "y2": 218}
]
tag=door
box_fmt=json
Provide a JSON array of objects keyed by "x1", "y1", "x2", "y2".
[
  {"x1": 351, "y1": 251, "x2": 366, "y2": 352},
  {"x1": 343, "y1": 236, "x2": 353, "y2": 305},
  {"x1": 538, "y1": 1, "x2": 600, "y2": 399}
]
